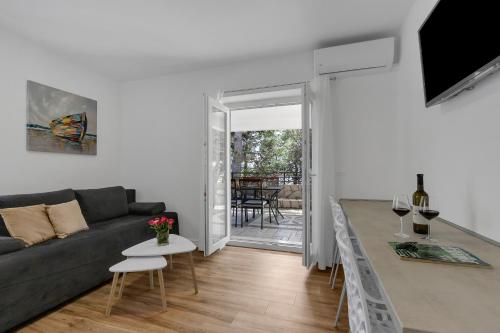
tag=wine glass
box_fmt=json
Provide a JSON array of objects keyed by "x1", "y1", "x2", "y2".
[
  {"x1": 419, "y1": 196, "x2": 440, "y2": 241},
  {"x1": 392, "y1": 194, "x2": 411, "y2": 238}
]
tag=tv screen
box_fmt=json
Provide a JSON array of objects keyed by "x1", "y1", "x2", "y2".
[{"x1": 418, "y1": 0, "x2": 500, "y2": 107}]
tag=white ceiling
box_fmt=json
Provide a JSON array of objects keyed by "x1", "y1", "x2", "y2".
[{"x1": 0, "y1": 0, "x2": 414, "y2": 81}]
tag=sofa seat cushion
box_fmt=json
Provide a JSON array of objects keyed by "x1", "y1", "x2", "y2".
[
  {"x1": 0, "y1": 237, "x2": 24, "y2": 255},
  {"x1": 128, "y1": 202, "x2": 166, "y2": 216},
  {"x1": 75, "y1": 186, "x2": 129, "y2": 224},
  {"x1": 0, "y1": 214, "x2": 154, "y2": 289},
  {"x1": 0, "y1": 228, "x2": 111, "y2": 289},
  {"x1": 91, "y1": 214, "x2": 152, "y2": 233},
  {"x1": 0, "y1": 189, "x2": 75, "y2": 237},
  {"x1": 91, "y1": 214, "x2": 154, "y2": 246}
]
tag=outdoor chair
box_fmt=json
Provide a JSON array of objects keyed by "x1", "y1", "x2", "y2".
[
  {"x1": 239, "y1": 177, "x2": 271, "y2": 229},
  {"x1": 231, "y1": 179, "x2": 241, "y2": 227}
]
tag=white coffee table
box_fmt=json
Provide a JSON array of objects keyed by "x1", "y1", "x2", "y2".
[
  {"x1": 122, "y1": 235, "x2": 198, "y2": 294},
  {"x1": 106, "y1": 256, "x2": 167, "y2": 316}
]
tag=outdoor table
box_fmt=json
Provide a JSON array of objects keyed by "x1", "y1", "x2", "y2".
[{"x1": 238, "y1": 185, "x2": 283, "y2": 223}]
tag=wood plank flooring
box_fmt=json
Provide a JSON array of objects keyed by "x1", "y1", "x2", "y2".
[{"x1": 19, "y1": 246, "x2": 348, "y2": 333}]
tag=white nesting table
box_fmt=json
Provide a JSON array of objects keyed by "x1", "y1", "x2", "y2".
[
  {"x1": 122, "y1": 235, "x2": 198, "y2": 294},
  {"x1": 106, "y1": 256, "x2": 167, "y2": 316}
]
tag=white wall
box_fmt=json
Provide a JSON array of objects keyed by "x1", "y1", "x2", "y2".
[
  {"x1": 119, "y1": 52, "x2": 313, "y2": 243},
  {"x1": 333, "y1": 69, "x2": 400, "y2": 199},
  {"x1": 396, "y1": 0, "x2": 500, "y2": 242},
  {"x1": 0, "y1": 28, "x2": 122, "y2": 193}
]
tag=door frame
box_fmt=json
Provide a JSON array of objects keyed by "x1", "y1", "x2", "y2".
[
  {"x1": 216, "y1": 82, "x2": 315, "y2": 265},
  {"x1": 302, "y1": 82, "x2": 313, "y2": 267}
]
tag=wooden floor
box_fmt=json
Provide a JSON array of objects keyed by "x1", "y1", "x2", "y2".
[{"x1": 20, "y1": 246, "x2": 348, "y2": 333}]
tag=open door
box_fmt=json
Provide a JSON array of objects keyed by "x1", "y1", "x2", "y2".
[
  {"x1": 204, "y1": 96, "x2": 231, "y2": 256},
  {"x1": 302, "y1": 82, "x2": 313, "y2": 267}
]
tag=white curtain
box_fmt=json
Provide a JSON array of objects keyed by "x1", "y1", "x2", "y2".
[{"x1": 310, "y1": 75, "x2": 335, "y2": 270}]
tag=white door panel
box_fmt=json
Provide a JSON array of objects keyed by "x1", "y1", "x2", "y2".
[{"x1": 204, "y1": 96, "x2": 231, "y2": 256}]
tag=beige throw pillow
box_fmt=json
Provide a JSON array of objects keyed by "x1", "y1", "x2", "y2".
[
  {"x1": 46, "y1": 200, "x2": 89, "y2": 238},
  {"x1": 0, "y1": 204, "x2": 56, "y2": 246}
]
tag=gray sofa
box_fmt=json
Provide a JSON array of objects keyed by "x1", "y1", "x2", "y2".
[{"x1": 0, "y1": 186, "x2": 178, "y2": 332}]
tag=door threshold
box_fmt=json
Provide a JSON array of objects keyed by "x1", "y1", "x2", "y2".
[{"x1": 228, "y1": 239, "x2": 302, "y2": 253}]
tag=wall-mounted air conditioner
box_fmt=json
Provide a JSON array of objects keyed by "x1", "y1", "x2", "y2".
[{"x1": 314, "y1": 37, "x2": 395, "y2": 78}]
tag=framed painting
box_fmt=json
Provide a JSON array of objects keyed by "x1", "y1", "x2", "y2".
[{"x1": 26, "y1": 81, "x2": 97, "y2": 155}]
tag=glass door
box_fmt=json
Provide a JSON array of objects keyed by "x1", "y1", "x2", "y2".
[{"x1": 204, "y1": 96, "x2": 231, "y2": 256}]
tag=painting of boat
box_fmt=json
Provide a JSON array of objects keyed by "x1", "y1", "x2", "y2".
[
  {"x1": 49, "y1": 112, "x2": 88, "y2": 142},
  {"x1": 27, "y1": 81, "x2": 97, "y2": 155}
]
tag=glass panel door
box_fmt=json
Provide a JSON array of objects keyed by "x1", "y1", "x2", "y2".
[{"x1": 204, "y1": 96, "x2": 231, "y2": 256}]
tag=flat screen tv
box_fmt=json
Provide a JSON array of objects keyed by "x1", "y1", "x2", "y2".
[{"x1": 419, "y1": 0, "x2": 500, "y2": 107}]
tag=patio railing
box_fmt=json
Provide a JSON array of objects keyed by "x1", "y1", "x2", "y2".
[{"x1": 231, "y1": 171, "x2": 302, "y2": 185}]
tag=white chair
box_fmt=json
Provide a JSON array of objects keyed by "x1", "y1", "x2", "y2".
[
  {"x1": 328, "y1": 196, "x2": 340, "y2": 287},
  {"x1": 331, "y1": 200, "x2": 365, "y2": 327},
  {"x1": 337, "y1": 228, "x2": 370, "y2": 332},
  {"x1": 329, "y1": 196, "x2": 362, "y2": 290},
  {"x1": 332, "y1": 202, "x2": 397, "y2": 333}
]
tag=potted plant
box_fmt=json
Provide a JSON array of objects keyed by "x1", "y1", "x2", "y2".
[{"x1": 148, "y1": 216, "x2": 174, "y2": 246}]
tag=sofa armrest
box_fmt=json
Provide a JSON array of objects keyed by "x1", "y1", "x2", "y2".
[
  {"x1": 125, "y1": 189, "x2": 136, "y2": 204},
  {"x1": 128, "y1": 202, "x2": 166, "y2": 216},
  {"x1": 0, "y1": 236, "x2": 24, "y2": 255}
]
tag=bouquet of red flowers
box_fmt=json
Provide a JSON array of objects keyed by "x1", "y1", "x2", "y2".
[{"x1": 148, "y1": 216, "x2": 174, "y2": 245}]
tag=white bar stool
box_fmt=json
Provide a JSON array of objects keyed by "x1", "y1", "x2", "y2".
[{"x1": 106, "y1": 256, "x2": 167, "y2": 316}]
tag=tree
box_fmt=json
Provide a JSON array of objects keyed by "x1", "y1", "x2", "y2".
[
  {"x1": 231, "y1": 129, "x2": 302, "y2": 181},
  {"x1": 231, "y1": 132, "x2": 243, "y2": 173}
]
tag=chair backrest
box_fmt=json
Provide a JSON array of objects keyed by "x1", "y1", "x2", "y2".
[
  {"x1": 239, "y1": 177, "x2": 264, "y2": 201},
  {"x1": 331, "y1": 200, "x2": 348, "y2": 236},
  {"x1": 231, "y1": 179, "x2": 239, "y2": 200},
  {"x1": 336, "y1": 228, "x2": 371, "y2": 333},
  {"x1": 263, "y1": 176, "x2": 280, "y2": 187},
  {"x1": 329, "y1": 195, "x2": 337, "y2": 222},
  {"x1": 329, "y1": 196, "x2": 338, "y2": 244}
]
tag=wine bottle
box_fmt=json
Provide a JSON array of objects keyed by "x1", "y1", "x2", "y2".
[{"x1": 412, "y1": 174, "x2": 429, "y2": 234}]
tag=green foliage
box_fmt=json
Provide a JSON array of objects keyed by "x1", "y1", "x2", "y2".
[{"x1": 231, "y1": 129, "x2": 302, "y2": 176}]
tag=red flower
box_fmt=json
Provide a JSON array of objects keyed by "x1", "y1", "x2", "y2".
[
  {"x1": 148, "y1": 216, "x2": 174, "y2": 231},
  {"x1": 148, "y1": 218, "x2": 158, "y2": 226}
]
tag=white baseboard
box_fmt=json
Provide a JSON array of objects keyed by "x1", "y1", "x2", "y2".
[{"x1": 187, "y1": 238, "x2": 202, "y2": 251}]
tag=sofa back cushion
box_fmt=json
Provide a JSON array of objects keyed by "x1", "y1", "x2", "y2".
[
  {"x1": 75, "y1": 186, "x2": 129, "y2": 224},
  {"x1": 0, "y1": 189, "x2": 75, "y2": 236}
]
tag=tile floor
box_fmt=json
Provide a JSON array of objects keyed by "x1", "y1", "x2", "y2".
[{"x1": 230, "y1": 208, "x2": 303, "y2": 248}]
